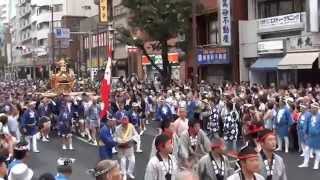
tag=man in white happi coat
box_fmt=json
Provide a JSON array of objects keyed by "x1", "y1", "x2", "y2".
[
  {"x1": 198, "y1": 137, "x2": 234, "y2": 180},
  {"x1": 114, "y1": 116, "x2": 139, "y2": 179},
  {"x1": 257, "y1": 129, "x2": 287, "y2": 180},
  {"x1": 179, "y1": 119, "x2": 211, "y2": 168},
  {"x1": 145, "y1": 134, "x2": 178, "y2": 180}
]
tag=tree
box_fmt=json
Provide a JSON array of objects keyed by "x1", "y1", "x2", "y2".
[{"x1": 118, "y1": 0, "x2": 192, "y2": 87}]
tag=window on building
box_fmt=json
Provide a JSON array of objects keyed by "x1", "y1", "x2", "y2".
[
  {"x1": 53, "y1": 4, "x2": 63, "y2": 12},
  {"x1": 258, "y1": 0, "x2": 306, "y2": 18}
]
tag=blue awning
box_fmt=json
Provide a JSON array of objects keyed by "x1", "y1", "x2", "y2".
[{"x1": 251, "y1": 57, "x2": 281, "y2": 70}]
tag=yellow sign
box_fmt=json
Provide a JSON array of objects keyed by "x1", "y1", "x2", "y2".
[{"x1": 99, "y1": 0, "x2": 108, "y2": 23}]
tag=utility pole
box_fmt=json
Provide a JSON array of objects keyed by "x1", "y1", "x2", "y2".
[
  {"x1": 51, "y1": 5, "x2": 55, "y2": 74},
  {"x1": 192, "y1": 0, "x2": 197, "y2": 84},
  {"x1": 97, "y1": 24, "x2": 100, "y2": 70}
]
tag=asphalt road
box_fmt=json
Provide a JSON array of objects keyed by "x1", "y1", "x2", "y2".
[{"x1": 28, "y1": 122, "x2": 320, "y2": 180}]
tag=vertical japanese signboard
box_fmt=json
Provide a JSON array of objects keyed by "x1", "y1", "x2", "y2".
[
  {"x1": 219, "y1": 0, "x2": 231, "y2": 46},
  {"x1": 99, "y1": 0, "x2": 108, "y2": 23}
]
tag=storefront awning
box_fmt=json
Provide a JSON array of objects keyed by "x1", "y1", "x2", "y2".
[
  {"x1": 278, "y1": 52, "x2": 319, "y2": 69},
  {"x1": 251, "y1": 57, "x2": 281, "y2": 70}
]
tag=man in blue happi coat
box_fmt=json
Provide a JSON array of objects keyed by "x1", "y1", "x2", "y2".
[
  {"x1": 299, "y1": 102, "x2": 320, "y2": 169},
  {"x1": 99, "y1": 116, "x2": 118, "y2": 160},
  {"x1": 155, "y1": 96, "x2": 172, "y2": 122},
  {"x1": 275, "y1": 98, "x2": 293, "y2": 153},
  {"x1": 21, "y1": 101, "x2": 40, "y2": 153}
]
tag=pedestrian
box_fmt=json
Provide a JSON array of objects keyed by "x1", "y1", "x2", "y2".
[
  {"x1": 99, "y1": 116, "x2": 118, "y2": 160},
  {"x1": 145, "y1": 134, "x2": 178, "y2": 180},
  {"x1": 89, "y1": 160, "x2": 122, "y2": 180},
  {"x1": 222, "y1": 101, "x2": 239, "y2": 151},
  {"x1": 198, "y1": 137, "x2": 234, "y2": 180},
  {"x1": 227, "y1": 145, "x2": 264, "y2": 180},
  {"x1": 55, "y1": 158, "x2": 75, "y2": 180},
  {"x1": 114, "y1": 116, "x2": 138, "y2": 179},
  {"x1": 257, "y1": 129, "x2": 287, "y2": 180},
  {"x1": 21, "y1": 101, "x2": 40, "y2": 153}
]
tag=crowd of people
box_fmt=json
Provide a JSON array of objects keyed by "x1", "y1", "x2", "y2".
[{"x1": 1, "y1": 78, "x2": 320, "y2": 180}]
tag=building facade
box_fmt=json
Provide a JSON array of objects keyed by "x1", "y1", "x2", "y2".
[
  {"x1": 12, "y1": 0, "x2": 98, "y2": 79},
  {"x1": 184, "y1": 0, "x2": 247, "y2": 84},
  {"x1": 239, "y1": 0, "x2": 320, "y2": 86}
]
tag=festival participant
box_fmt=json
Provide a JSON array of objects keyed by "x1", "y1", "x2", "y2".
[
  {"x1": 207, "y1": 96, "x2": 221, "y2": 139},
  {"x1": 297, "y1": 104, "x2": 311, "y2": 157},
  {"x1": 298, "y1": 102, "x2": 320, "y2": 169},
  {"x1": 114, "y1": 116, "x2": 138, "y2": 179},
  {"x1": 88, "y1": 98, "x2": 101, "y2": 145},
  {"x1": 128, "y1": 102, "x2": 143, "y2": 153},
  {"x1": 8, "y1": 141, "x2": 29, "y2": 172},
  {"x1": 257, "y1": 129, "x2": 287, "y2": 180},
  {"x1": 0, "y1": 156, "x2": 7, "y2": 180},
  {"x1": 227, "y1": 145, "x2": 264, "y2": 180},
  {"x1": 58, "y1": 105, "x2": 73, "y2": 150},
  {"x1": 150, "y1": 119, "x2": 180, "y2": 160},
  {"x1": 7, "y1": 106, "x2": 21, "y2": 142},
  {"x1": 99, "y1": 116, "x2": 118, "y2": 160},
  {"x1": 173, "y1": 107, "x2": 189, "y2": 137},
  {"x1": 275, "y1": 98, "x2": 293, "y2": 153},
  {"x1": 89, "y1": 160, "x2": 122, "y2": 180},
  {"x1": 180, "y1": 119, "x2": 211, "y2": 169},
  {"x1": 38, "y1": 97, "x2": 55, "y2": 142},
  {"x1": 198, "y1": 137, "x2": 233, "y2": 180},
  {"x1": 145, "y1": 134, "x2": 178, "y2": 180},
  {"x1": 223, "y1": 101, "x2": 239, "y2": 151},
  {"x1": 156, "y1": 96, "x2": 172, "y2": 122},
  {"x1": 21, "y1": 101, "x2": 40, "y2": 153},
  {"x1": 55, "y1": 158, "x2": 75, "y2": 180}
]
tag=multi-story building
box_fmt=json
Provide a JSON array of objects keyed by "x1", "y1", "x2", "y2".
[
  {"x1": 182, "y1": 0, "x2": 248, "y2": 84},
  {"x1": 239, "y1": 0, "x2": 320, "y2": 86},
  {"x1": 0, "y1": 0, "x2": 10, "y2": 26},
  {"x1": 13, "y1": 0, "x2": 98, "y2": 79}
]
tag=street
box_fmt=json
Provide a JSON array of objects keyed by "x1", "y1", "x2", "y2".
[{"x1": 29, "y1": 122, "x2": 320, "y2": 180}]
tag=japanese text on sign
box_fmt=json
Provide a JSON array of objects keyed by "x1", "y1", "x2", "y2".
[
  {"x1": 99, "y1": 0, "x2": 108, "y2": 23},
  {"x1": 219, "y1": 0, "x2": 231, "y2": 46},
  {"x1": 197, "y1": 47, "x2": 230, "y2": 65}
]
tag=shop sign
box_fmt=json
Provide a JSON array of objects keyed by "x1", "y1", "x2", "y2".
[
  {"x1": 142, "y1": 53, "x2": 179, "y2": 65},
  {"x1": 258, "y1": 12, "x2": 303, "y2": 30},
  {"x1": 258, "y1": 40, "x2": 284, "y2": 54},
  {"x1": 219, "y1": 0, "x2": 231, "y2": 46},
  {"x1": 54, "y1": 28, "x2": 70, "y2": 39},
  {"x1": 99, "y1": 0, "x2": 108, "y2": 23},
  {"x1": 197, "y1": 47, "x2": 229, "y2": 65},
  {"x1": 288, "y1": 36, "x2": 320, "y2": 50}
]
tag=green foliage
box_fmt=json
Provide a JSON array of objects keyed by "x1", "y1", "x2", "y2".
[{"x1": 118, "y1": 0, "x2": 193, "y2": 86}]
